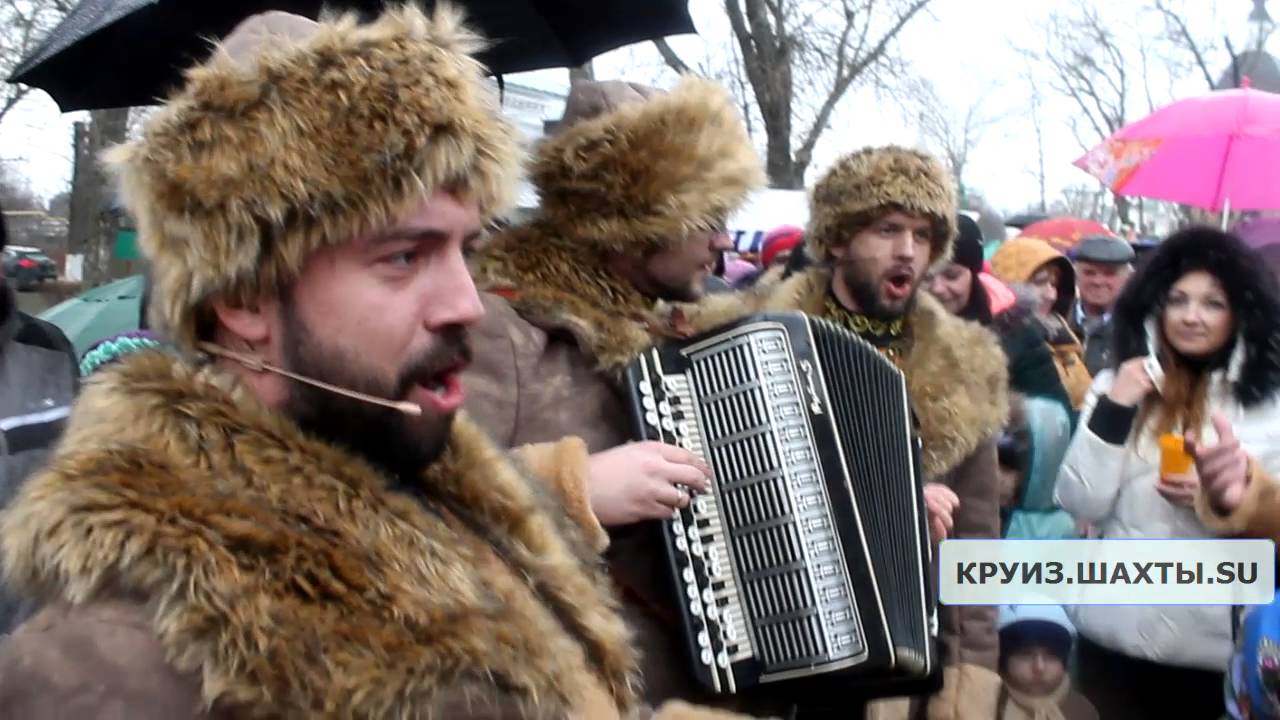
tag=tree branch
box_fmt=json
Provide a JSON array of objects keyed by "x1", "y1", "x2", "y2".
[
  {"x1": 1154, "y1": 0, "x2": 1217, "y2": 90},
  {"x1": 652, "y1": 38, "x2": 696, "y2": 75},
  {"x1": 796, "y1": 0, "x2": 932, "y2": 162}
]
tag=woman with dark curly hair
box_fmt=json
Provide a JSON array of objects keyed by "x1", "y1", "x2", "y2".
[{"x1": 1054, "y1": 226, "x2": 1280, "y2": 720}]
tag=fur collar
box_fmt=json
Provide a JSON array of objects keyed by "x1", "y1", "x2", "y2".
[
  {"x1": 0, "y1": 352, "x2": 637, "y2": 717},
  {"x1": 685, "y1": 269, "x2": 1009, "y2": 478},
  {"x1": 470, "y1": 224, "x2": 677, "y2": 373}
]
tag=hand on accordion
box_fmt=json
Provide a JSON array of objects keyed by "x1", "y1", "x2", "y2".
[
  {"x1": 924, "y1": 483, "x2": 960, "y2": 543},
  {"x1": 585, "y1": 441, "x2": 713, "y2": 526}
]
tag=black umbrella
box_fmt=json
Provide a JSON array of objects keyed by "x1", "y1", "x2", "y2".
[
  {"x1": 11, "y1": 0, "x2": 696, "y2": 112},
  {"x1": 1005, "y1": 212, "x2": 1050, "y2": 230}
]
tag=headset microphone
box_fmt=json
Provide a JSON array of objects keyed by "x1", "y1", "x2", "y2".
[{"x1": 197, "y1": 342, "x2": 424, "y2": 416}]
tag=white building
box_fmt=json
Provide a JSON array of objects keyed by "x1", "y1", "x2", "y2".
[{"x1": 488, "y1": 80, "x2": 566, "y2": 213}]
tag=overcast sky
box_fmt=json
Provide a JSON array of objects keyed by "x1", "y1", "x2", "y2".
[{"x1": 0, "y1": 0, "x2": 1267, "y2": 216}]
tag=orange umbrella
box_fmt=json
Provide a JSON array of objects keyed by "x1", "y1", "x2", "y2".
[{"x1": 1016, "y1": 218, "x2": 1114, "y2": 254}]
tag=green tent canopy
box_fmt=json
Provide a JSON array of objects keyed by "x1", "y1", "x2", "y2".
[{"x1": 38, "y1": 274, "x2": 145, "y2": 358}]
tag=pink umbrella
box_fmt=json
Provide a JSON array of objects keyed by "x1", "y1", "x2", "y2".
[{"x1": 1074, "y1": 79, "x2": 1280, "y2": 213}]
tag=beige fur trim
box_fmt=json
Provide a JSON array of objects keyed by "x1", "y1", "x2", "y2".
[
  {"x1": 925, "y1": 664, "x2": 1003, "y2": 720},
  {"x1": 511, "y1": 438, "x2": 610, "y2": 552},
  {"x1": 106, "y1": 5, "x2": 523, "y2": 349},
  {"x1": 531, "y1": 75, "x2": 765, "y2": 253},
  {"x1": 1, "y1": 351, "x2": 638, "y2": 716}
]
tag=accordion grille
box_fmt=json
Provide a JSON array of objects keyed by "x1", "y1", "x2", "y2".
[{"x1": 686, "y1": 327, "x2": 862, "y2": 672}]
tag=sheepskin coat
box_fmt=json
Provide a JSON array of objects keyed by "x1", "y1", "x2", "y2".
[{"x1": 0, "y1": 352, "x2": 643, "y2": 719}]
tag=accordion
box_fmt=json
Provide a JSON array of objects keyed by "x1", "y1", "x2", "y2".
[{"x1": 623, "y1": 312, "x2": 938, "y2": 698}]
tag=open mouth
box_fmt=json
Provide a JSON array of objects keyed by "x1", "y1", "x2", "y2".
[
  {"x1": 409, "y1": 359, "x2": 469, "y2": 414},
  {"x1": 884, "y1": 270, "x2": 915, "y2": 300}
]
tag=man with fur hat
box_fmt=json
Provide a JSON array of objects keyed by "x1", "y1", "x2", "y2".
[
  {"x1": 685, "y1": 146, "x2": 1008, "y2": 718},
  {"x1": 0, "y1": 8, "x2": 747, "y2": 720},
  {"x1": 462, "y1": 75, "x2": 776, "y2": 711}
]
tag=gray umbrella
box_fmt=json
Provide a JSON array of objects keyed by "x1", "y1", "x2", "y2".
[{"x1": 11, "y1": 0, "x2": 697, "y2": 112}]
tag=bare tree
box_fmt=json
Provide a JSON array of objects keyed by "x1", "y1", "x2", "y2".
[
  {"x1": 655, "y1": 0, "x2": 933, "y2": 188},
  {"x1": 1031, "y1": 1, "x2": 1137, "y2": 224},
  {"x1": 909, "y1": 78, "x2": 999, "y2": 198},
  {"x1": 1024, "y1": 68, "x2": 1048, "y2": 213},
  {"x1": 0, "y1": 0, "x2": 74, "y2": 129}
]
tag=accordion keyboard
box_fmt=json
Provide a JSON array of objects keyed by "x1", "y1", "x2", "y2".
[{"x1": 635, "y1": 325, "x2": 864, "y2": 692}]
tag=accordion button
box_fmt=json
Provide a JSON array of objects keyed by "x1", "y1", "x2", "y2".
[
  {"x1": 698, "y1": 631, "x2": 710, "y2": 648},
  {"x1": 687, "y1": 585, "x2": 699, "y2": 601},
  {"x1": 675, "y1": 536, "x2": 688, "y2": 552},
  {"x1": 690, "y1": 541, "x2": 704, "y2": 556},
  {"x1": 690, "y1": 600, "x2": 702, "y2": 617},
  {"x1": 645, "y1": 411, "x2": 659, "y2": 428},
  {"x1": 701, "y1": 648, "x2": 714, "y2": 666},
  {"x1": 687, "y1": 526, "x2": 700, "y2": 541},
  {"x1": 658, "y1": 400, "x2": 671, "y2": 415},
  {"x1": 702, "y1": 588, "x2": 716, "y2": 605},
  {"x1": 706, "y1": 604, "x2": 719, "y2": 620},
  {"x1": 661, "y1": 418, "x2": 675, "y2": 432},
  {"x1": 717, "y1": 651, "x2": 730, "y2": 668},
  {"x1": 638, "y1": 382, "x2": 654, "y2": 396},
  {"x1": 642, "y1": 396, "x2": 656, "y2": 411},
  {"x1": 710, "y1": 561, "x2": 724, "y2": 579},
  {"x1": 683, "y1": 566, "x2": 695, "y2": 583}
]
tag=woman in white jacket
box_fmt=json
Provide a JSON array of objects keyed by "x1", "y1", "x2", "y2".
[{"x1": 1055, "y1": 227, "x2": 1280, "y2": 720}]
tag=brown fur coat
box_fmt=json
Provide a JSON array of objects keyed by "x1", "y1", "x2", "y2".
[{"x1": 0, "y1": 351, "x2": 644, "y2": 719}]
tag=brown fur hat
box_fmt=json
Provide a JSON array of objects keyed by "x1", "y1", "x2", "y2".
[
  {"x1": 531, "y1": 75, "x2": 765, "y2": 253},
  {"x1": 106, "y1": 4, "x2": 523, "y2": 350},
  {"x1": 806, "y1": 145, "x2": 958, "y2": 264}
]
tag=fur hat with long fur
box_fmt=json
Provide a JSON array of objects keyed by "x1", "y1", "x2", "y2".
[
  {"x1": 531, "y1": 75, "x2": 765, "y2": 252},
  {"x1": 1111, "y1": 226, "x2": 1280, "y2": 407},
  {"x1": 806, "y1": 145, "x2": 958, "y2": 263},
  {"x1": 106, "y1": 4, "x2": 523, "y2": 350}
]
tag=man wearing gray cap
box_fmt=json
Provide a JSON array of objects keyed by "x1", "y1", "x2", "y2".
[{"x1": 1070, "y1": 235, "x2": 1134, "y2": 375}]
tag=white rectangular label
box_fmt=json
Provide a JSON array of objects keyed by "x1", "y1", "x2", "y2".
[{"x1": 938, "y1": 539, "x2": 1275, "y2": 606}]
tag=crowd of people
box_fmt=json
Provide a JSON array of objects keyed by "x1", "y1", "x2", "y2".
[{"x1": 2, "y1": 5, "x2": 1280, "y2": 720}]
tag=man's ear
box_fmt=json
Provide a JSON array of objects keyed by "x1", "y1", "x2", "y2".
[{"x1": 211, "y1": 296, "x2": 274, "y2": 345}]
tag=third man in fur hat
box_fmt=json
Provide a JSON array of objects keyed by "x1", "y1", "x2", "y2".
[
  {"x1": 683, "y1": 145, "x2": 1008, "y2": 718},
  {"x1": 461, "y1": 76, "x2": 780, "y2": 712}
]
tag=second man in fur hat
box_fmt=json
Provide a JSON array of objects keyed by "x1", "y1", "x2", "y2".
[{"x1": 462, "y1": 76, "x2": 775, "y2": 711}]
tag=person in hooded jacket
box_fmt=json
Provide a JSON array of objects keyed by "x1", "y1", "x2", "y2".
[
  {"x1": 1054, "y1": 227, "x2": 1280, "y2": 720},
  {"x1": 990, "y1": 237, "x2": 1092, "y2": 413},
  {"x1": 928, "y1": 216, "x2": 1071, "y2": 411}
]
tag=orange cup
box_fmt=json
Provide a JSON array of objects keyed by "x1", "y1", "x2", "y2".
[{"x1": 1159, "y1": 433, "x2": 1194, "y2": 476}]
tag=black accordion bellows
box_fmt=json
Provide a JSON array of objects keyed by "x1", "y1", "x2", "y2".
[{"x1": 624, "y1": 312, "x2": 938, "y2": 700}]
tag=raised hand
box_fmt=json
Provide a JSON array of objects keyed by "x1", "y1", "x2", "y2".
[{"x1": 1186, "y1": 412, "x2": 1250, "y2": 515}]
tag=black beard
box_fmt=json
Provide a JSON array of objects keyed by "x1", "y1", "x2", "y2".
[
  {"x1": 279, "y1": 299, "x2": 468, "y2": 486},
  {"x1": 841, "y1": 262, "x2": 916, "y2": 320}
]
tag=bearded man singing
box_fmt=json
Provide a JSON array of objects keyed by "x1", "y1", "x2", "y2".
[
  {"x1": 0, "y1": 8, "x2": 751, "y2": 720},
  {"x1": 687, "y1": 146, "x2": 1009, "y2": 719}
]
